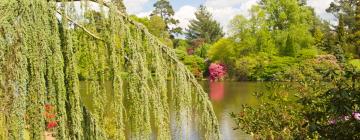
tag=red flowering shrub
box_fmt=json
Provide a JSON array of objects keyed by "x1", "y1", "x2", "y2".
[
  {"x1": 209, "y1": 63, "x2": 226, "y2": 82},
  {"x1": 44, "y1": 104, "x2": 58, "y2": 130}
]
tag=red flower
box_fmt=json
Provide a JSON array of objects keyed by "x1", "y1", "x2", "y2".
[
  {"x1": 46, "y1": 113, "x2": 56, "y2": 119},
  {"x1": 45, "y1": 104, "x2": 53, "y2": 112},
  {"x1": 47, "y1": 121, "x2": 58, "y2": 129}
]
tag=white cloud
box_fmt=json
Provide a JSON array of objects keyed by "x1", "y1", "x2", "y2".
[
  {"x1": 124, "y1": 0, "x2": 150, "y2": 14},
  {"x1": 136, "y1": 11, "x2": 152, "y2": 17},
  {"x1": 307, "y1": 0, "x2": 336, "y2": 23},
  {"x1": 205, "y1": 0, "x2": 250, "y2": 8},
  {"x1": 174, "y1": 5, "x2": 197, "y2": 30},
  {"x1": 207, "y1": 7, "x2": 241, "y2": 33},
  {"x1": 205, "y1": 0, "x2": 257, "y2": 33}
]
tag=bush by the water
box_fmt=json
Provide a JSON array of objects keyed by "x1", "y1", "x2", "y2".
[
  {"x1": 229, "y1": 54, "x2": 341, "y2": 81},
  {"x1": 231, "y1": 68, "x2": 360, "y2": 139},
  {"x1": 208, "y1": 63, "x2": 227, "y2": 82}
]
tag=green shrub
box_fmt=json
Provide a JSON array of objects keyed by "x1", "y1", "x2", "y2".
[
  {"x1": 195, "y1": 44, "x2": 211, "y2": 58},
  {"x1": 281, "y1": 55, "x2": 341, "y2": 81},
  {"x1": 183, "y1": 55, "x2": 206, "y2": 78},
  {"x1": 231, "y1": 83, "x2": 310, "y2": 139},
  {"x1": 234, "y1": 56, "x2": 258, "y2": 81},
  {"x1": 348, "y1": 59, "x2": 360, "y2": 71},
  {"x1": 297, "y1": 48, "x2": 318, "y2": 59},
  {"x1": 174, "y1": 39, "x2": 191, "y2": 51},
  {"x1": 175, "y1": 47, "x2": 207, "y2": 78},
  {"x1": 251, "y1": 56, "x2": 296, "y2": 81},
  {"x1": 232, "y1": 54, "x2": 342, "y2": 82},
  {"x1": 175, "y1": 49, "x2": 188, "y2": 60},
  {"x1": 232, "y1": 69, "x2": 360, "y2": 139}
]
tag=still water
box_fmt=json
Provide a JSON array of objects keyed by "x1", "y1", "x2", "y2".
[
  {"x1": 80, "y1": 81, "x2": 266, "y2": 140},
  {"x1": 200, "y1": 81, "x2": 264, "y2": 140}
]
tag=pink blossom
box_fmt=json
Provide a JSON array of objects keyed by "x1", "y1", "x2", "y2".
[
  {"x1": 209, "y1": 63, "x2": 227, "y2": 82},
  {"x1": 352, "y1": 112, "x2": 360, "y2": 120},
  {"x1": 328, "y1": 119, "x2": 336, "y2": 125}
]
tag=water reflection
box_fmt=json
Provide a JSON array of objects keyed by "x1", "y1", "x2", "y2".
[
  {"x1": 210, "y1": 82, "x2": 225, "y2": 101},
  {"x1": 80, "y1": 81, "x2": 265, "y2": 140},
  {"x1": 201, "y1": 81, "x2": 265, "y2": 140}
]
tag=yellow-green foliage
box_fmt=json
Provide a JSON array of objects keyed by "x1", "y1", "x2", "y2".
[
  {"x1": 0, "y1": 0, "x2": 220, "y2": 139},
  {"x1": 349, "y1": 59, "x2": 360, "y2": 71},
  {"x1": 0, "y1": 114, "x2": 5, "y2": 139}
]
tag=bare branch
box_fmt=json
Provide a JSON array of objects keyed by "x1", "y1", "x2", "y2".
[{"x1": 55, "y1": 9, "x2": 104, "y2": 41}]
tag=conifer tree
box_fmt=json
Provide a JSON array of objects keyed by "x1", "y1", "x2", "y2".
[
  {"x1": 185, "y1": 5, "x2": 224, "y2": 44},
  {"x1": 327, "y1": 0, "x2": 360, "y2": 57},
  {"x1": 336, "y1": 14, "x2": 347, "y2": 63},
  {"x1": 338, "y1": 15, "x2": 347, "y2": 44},
  {"x1": 313, "y1": 27, "x2": 325, "y2": 49}
]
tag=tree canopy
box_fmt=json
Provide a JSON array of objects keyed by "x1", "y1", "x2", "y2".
[
  {"x1": 151, "y1": 0, "x2": 182, "y2": 36},
  {"x1": 185, "y1": 5, "x2": 224, "y2": 44}
]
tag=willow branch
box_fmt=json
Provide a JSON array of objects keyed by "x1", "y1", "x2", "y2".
[
  {"x1": 55, "y1": 10, "x2": 104, "y2": 41},
  {"x1": 55, "y1": 1, "x2": 203, "y2": 85}
]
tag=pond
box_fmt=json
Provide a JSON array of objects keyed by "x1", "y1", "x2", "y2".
[
  {"x1": 79, "y1": 81, "x2": 266, "y2": 139},
  {"x1": 200, "y1": 81, "x2": 265, "y2": 140}
]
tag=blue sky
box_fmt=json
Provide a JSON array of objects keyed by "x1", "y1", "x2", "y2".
[{"x1": 124, "y1": 0, "x2": 336, "y2": 33}]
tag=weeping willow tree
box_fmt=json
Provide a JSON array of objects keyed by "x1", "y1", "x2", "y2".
[{"x1": 0, "y1": 0, "x2": 220, "y2": 139}]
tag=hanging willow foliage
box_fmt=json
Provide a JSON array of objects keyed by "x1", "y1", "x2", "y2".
[{"x1": 0, "y1": 0, "x2": 220, "y2": 139}]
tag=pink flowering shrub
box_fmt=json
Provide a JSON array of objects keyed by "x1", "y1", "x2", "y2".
[
  {"x1": 328, "y1": 112, "x2": 360, "y2": 125},
  {"x1": 209, "y1": 63, "x2": 226, "y2": 82},
  {"x1": 353, "y1": 112, "x2": 360, "y2": 120}
]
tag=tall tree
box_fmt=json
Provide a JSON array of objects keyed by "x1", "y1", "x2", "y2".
[
  {"x1": 311, "y1": 18, "x2": 333, "y2": 52},
  {"x1": 356, "y1": 0, "x2": 360, "y2": 31},
  {"x1": 354, "y1": 0, "x2": 360, "y2": 55},
  {"x1": 327, "y1": 0, "x2": 360, "y2": 57},
  {"x1": 259, "y1": 0, "x2": 314, "y2": 56},
  {"x1": 313, "y1": 27, "x2": 325, "y2": 49},
  {"x1": 259, "y1": 0, "x2": 314, "y2": 30},
  {"x1": 338, "y1": 15, "x2": 347, "y2": 45},
  {"x1": 151, "y1": 0, "x2": 182, "y2": 36},
  {"x1": 130, "y1": 15, "x2": 173, "y2": 47},
  {"x1": 327, "y1": 0, "x2": 358, "y2": 31},
  {"x1": 185, "y1": 5, "x2": 224, "y2": 44},
  {"x1": 331, "y1": 14, "x2": 347, "y2": 63}
]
